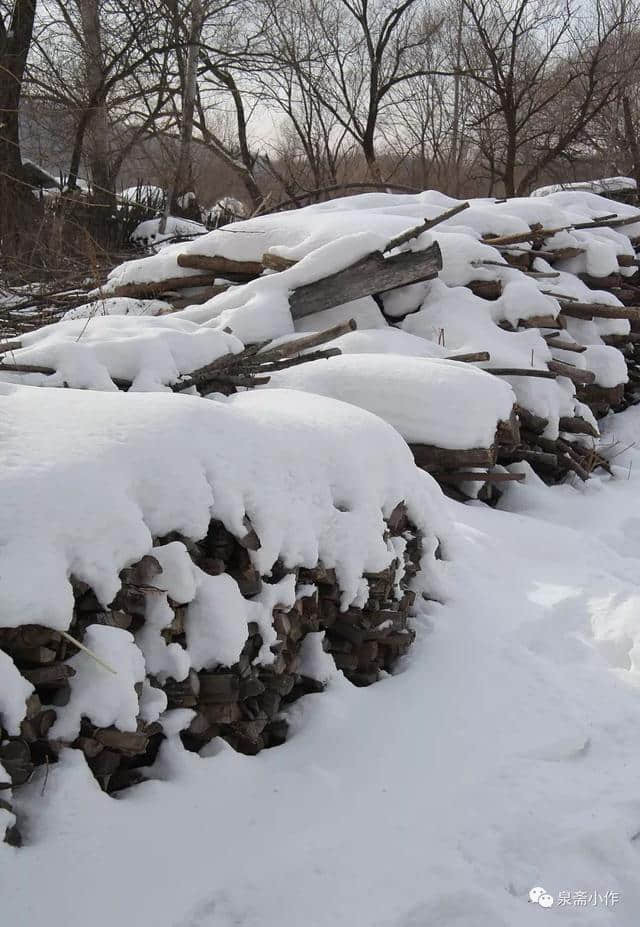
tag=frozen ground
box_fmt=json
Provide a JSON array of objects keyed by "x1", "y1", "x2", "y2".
[{"x1": 3, "y1": 402, "x2": 640, "y2": 925}]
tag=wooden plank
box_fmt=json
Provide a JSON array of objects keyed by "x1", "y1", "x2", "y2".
[{"x1": 289, "y1": 242, "x2": 442, "y2": 320}]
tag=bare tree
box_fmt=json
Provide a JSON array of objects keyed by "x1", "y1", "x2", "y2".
[
  {"x1": 0, "y1": 0, "x2": 37, "y2": 243},
  {"x1": 460, "y1": 0, "x2": 640, "y2": 195}
]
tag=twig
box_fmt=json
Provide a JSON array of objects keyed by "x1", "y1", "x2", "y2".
[{"x1": 60, "y1": 630, "x2": 117, "y2": 675}]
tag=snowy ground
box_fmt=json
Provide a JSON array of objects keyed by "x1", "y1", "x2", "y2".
[{"x1": 4, "y1": 403, "x2": 640, "y2": 926}]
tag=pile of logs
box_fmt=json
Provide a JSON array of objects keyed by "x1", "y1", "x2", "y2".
[{"x1": 0, "y1": 503, "x2": 423, "y2": 845}]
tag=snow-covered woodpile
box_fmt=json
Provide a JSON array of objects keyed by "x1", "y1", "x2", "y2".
[
  {"x1": 0, "y1": 385, "x2": 445, "y2": 845},
  {"x1": 3, "y1": 186, "x2": 640, "y2": 498},
  {"x1": 3, "y1": 184, "x2": 640, "y2": 844}
]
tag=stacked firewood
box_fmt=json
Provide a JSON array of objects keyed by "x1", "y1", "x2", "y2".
[{"x1": 0, "y1": 503, "x2": 423, "y2": 844}]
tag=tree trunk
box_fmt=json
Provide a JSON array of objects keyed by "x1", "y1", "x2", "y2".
[
  {"x1": 165, "y1": 0, "x2": 204, "y2": 224},
  {"x1": 0, "y1": 1, "x2": 38, "y2": 249},
  {"x1": 622, "y1": 95, "x2": 640, "y2": 195},
  {"x1": 78, "y1": 0, "x2": 115, "y2": 208}
]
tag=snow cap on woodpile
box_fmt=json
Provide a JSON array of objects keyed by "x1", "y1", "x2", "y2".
[
  {"x1": 261, "y1": 354, "x2": 516, "y2": 449},
  {"x1": 0, "y1": 383, "x2": 448, "y2": 633},
  {"x1": 0, "y1": 315, "x2": 243, "y2": 391}
]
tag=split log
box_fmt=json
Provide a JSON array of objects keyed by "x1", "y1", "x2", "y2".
[
  {"x1": 545, "y1": 335, "x2": 587, "y2": 353},
  {"x1": 446, "y1": 351, "x2": 490, "y2": 363},
  {"x1": 496, "y1": 409, "x2": 521, "y2": 445},
  {"x1": 410, "y1": 443, "x2": 496, "y2": 471},
  {"x1": 516, "y1": 406, "x2": 548, "y2": 434},
  {"x1": 518, "y1": 315, "x2": 564, "y2": 330},
  {"x1": 261, "y1": 253, "x2": 297, "y2": 272},
  {"x1": 467, "y1": 280, "x2": 502, "y2": 300},
  {"x1": 559, "y1": 303, "x2": 640, "y2": 322},
  {"x1": 577, "y1": 383, "x2": 625, "y2": 414},
  {"x1": 434, "y1": 470, "x2": 525, "y2": 483},
  {"x1": 288, "y1": 242, "x2": 442, "y2": 320},
  {"x1": 112, "y1": 274, "x2": 221, "y2": 299},
  {"x1": 547, "y1": 360, "x2": 596, "y2": 385},
  {"x1": 558, "y1": 416, "x2": 599, "y2": 437},
  {"x1": 487, "y1": 367, "x2": 557, "y2": 379},
  {"x1": 177, "y1": 253, "x2": 264, "y2": 277}
]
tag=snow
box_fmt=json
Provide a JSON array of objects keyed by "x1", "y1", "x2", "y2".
[
  {"x1": 48, "y1": 626, "x2": 149, "y2": 741},
  {"x1": 6, "y1": 184, "x2": 640, "y2": 924},
  {"x1": 263, "y1": 354, "x2": 515, "y2": 448},
  {"x1": 186, "y1": 572, "x2": 251, "y2": 671},
  {"x1": 9, "y1": 417, "x2": 640, "y2": 923},
  {"x1": 131, "y1": 216, "x2": 207, "y2": 249},
  {"x1": 0, "y1": 315, "x2": 242, "y2": 391},
  {"x1": 0, "y1": 383, "x2": 445, "y2": 632},
  {"x1": 61, "y1": 296, "x2": 172, "y2": 321},
  {"x1": 0, "y1": 649, "x2": 33, "y2": 736},
  {"x1": 532, "y1": 176, "x2": 637, "y2": 197}
]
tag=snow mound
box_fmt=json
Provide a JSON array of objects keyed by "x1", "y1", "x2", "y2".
[
  {"x1": 0, "y1": 383, "x2": 447, "y2": 631},
  {"x1": 263, "y1": 354, "x2": 515, "y2": 447},
  {"x1": 61, "y1": 297, "x2": 172, "y2": 321},
  {"x1": 0, "y1": 315, "x2": 242, "y2": 391}
]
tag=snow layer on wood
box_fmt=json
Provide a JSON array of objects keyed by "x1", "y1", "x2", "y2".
[
  {"x1": 131, "y1": 216, "x2": 207, "y2": 249},
  {"x1": 532, "y1": 176, "x2": 637, "y2": 196},
  {"x1": 321, "y1": 328, "x2": 448, "y2": 358},
  {"x1": 0, "y1": 649, "x2": 34, "y2": 736},
  {"x1": 0, "y1": 316, "x2": 242, "y2": 391},
  {"x1": 177, "y1": 234, "x2": 392, "y2": 342},
  {"x1": 49, "y1": 627, "x2": 150, "y2": 741},
  {"x1": 262, "y1": 354, "x2": 515, "y2": 448},
  {"x1": 292, "y1": 297, "x2": 388, "y2": 333},
  {"x1": 401, "y1": 280, "x2": 553, "y2": 367},
  {"x1": 61, "y1": 297, "x2": 172, "y2": 321},
  {"x1": 0, "y1": 383, "x2": 446, "y2": 631}
]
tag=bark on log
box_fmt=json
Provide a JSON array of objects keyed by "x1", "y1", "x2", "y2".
[
  {"x1": 445, "y1": 351, "x2": 490, "y2": 363},
  {"x1": 261, "y1": 253, "x2": 298, "y2": 272},
  {"x1": 177, "y1": 254, "x2": 264, "y2": 276},
  {"x1": 288, "y1": 242, "x2": 442, "y2": 320},
  {"x1": 435, "y1": 470, "x2": 525, "y2": 483},
  {"x1": 112, "y1": 274, "x2": 222, "y2": 298},
  {"x1": 548, "y1": 360, "x2": 596, "y2": 385},
  {"x1": 559, "y1": 303, "x2": 640, "y2": 322},
  {"x1": 382, "y1": 202, "x2": 470, "y2": 253},
  {"x1": 482, "y1": 226, "x2": 571, "y2": 247},
  {"x1": 516, "y1": 407, "x2": 548, "y2": 434},
  {"x1": 572, "y1": 213, "x2": 640, "y2": 230},
  {"x1": 410, "y1": 444, "x2": 496, "y2": 471},
  {"x1": 558, "y1": 416, "x2": 599, "y2": 437},
  {"x1": 518, "y1": 315, "x2": 564, "y2": 329},
  {"x1": 487, "y1": 368, "x2": 557, "y2": 379}
]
